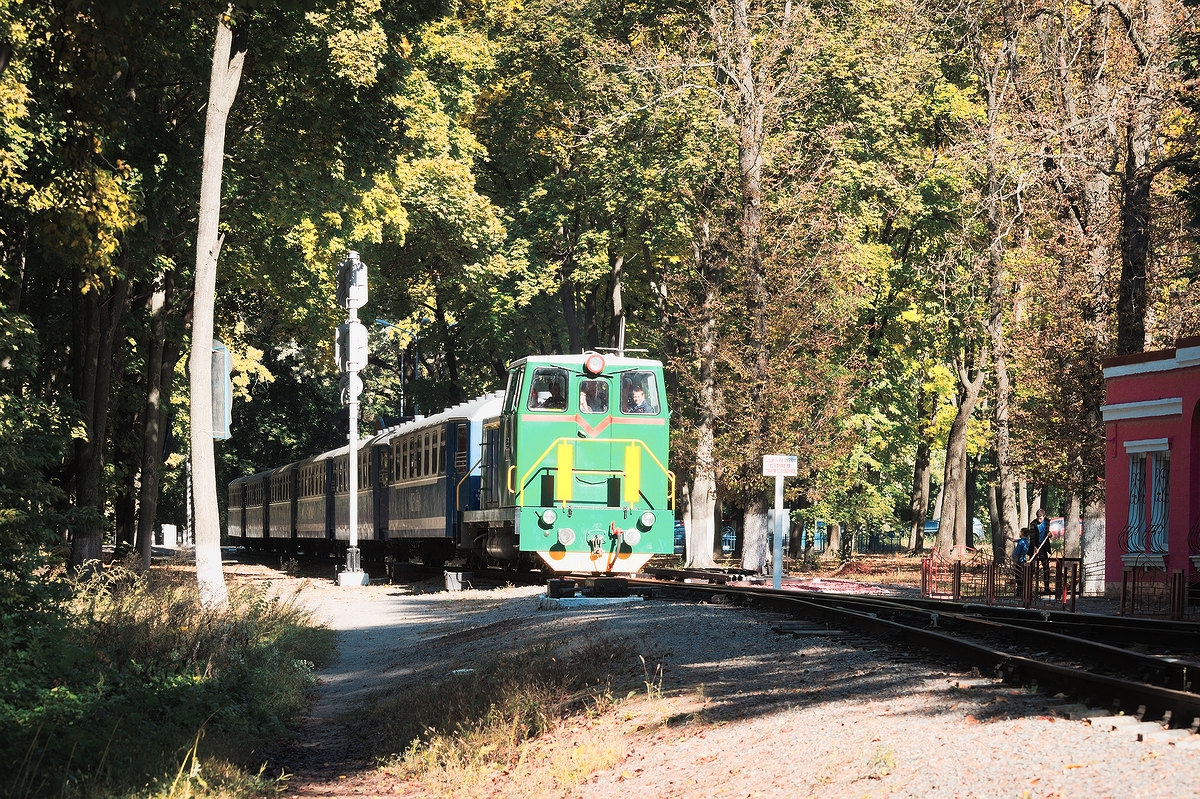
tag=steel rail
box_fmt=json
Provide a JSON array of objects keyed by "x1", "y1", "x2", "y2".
[
  {"x1": 754, "y1": 588, "x2": 1200, "y2": 654},
  {"x1": 630, "y1": 578, "x2": 1200, "y2": 728}
]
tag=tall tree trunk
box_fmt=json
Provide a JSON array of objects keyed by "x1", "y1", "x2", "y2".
[
  {"x1": 136, "y1": 270, "x2": 180, "y2": 569},
  {"x1": 935, "y1": 357, "x2": 985, "y2": 556},
  {"x1": 908, "y1": 385, "x2": 935, "y2": 553},
  {"x1": 725, "y1": 0, "x2": 773, "y2": 571},
  {"x1": 964, "y1": 453, "x2": 978, "y2": 549},
  {"x1": 1112, "y1": 0, "x2": 1163, "y2": 355},
  {"x1": 741, "y1": 497, "x2": 769, "y2": 573},
  {"x1": 69, "y1": 270, "x2": 132, "y2": 570},
  {"x1": 1082, "y1": 496, "x2": 1106, "y2": 594},
  {"x1": 558, "y1": 218, "x2": 581, "y2": 355},
  {"x1": 686, "y1": 227, "x2": 720, "y2": 569},
  {"x1": 978, "y1": 33, "x2": 1022, "y2": 560},
  {"x1": 827, "y1": 522, "x2": 841, "y2": 556},
  {"x1": 988, "y1": 476, "x2": 1004, "y2": 562},
  {"x1": 1063, "y1": 485, "x2": 1082, "y2": 559},
  {"x1": 609, "y1": 251, "x2": 624, "y2": 350},
  {"x1": 190, "y1": 7, "x2": 246, "y2": 607},
  {"x1": 908, "y1": 435, "x2": 931, "y2": 553},
  {"x1": 434, "y1": 295, "x2": 462, "y2": 403}
]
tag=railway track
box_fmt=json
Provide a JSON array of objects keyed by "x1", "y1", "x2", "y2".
[{"x1": 630, "y1": 570, "x2": 1200, "y2": 736}]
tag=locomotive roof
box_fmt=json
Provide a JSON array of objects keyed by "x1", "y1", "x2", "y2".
[{"x1": 509, "y1": 352, "x2": 663, "y2": 370}]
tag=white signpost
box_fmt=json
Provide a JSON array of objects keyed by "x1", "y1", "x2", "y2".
[{"x1": 763, "y1": 455, "x2": 797, "y2": 589}]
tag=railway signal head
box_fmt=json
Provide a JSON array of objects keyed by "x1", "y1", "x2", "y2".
[{"x1": 337, "y1": 251, "x2": 368, "y2": 310}]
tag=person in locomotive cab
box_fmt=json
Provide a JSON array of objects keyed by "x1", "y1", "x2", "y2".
[
  {"x1": 625, "y1": 383, "x2": 654, "y2": 414},
  {"x1": 539, "y1": 379, "x2": 567, "y2": 409},
  {"x1": 579, "y1": 379, "x2": 608, "y2": 413}
]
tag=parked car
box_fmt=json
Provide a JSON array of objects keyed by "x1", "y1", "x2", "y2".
[
  {"x1": 922, "y1": 518, "x2": 985, "y2": 538},
  {"x1": 673, "y1": 520, "x2": 686, "y2": 556},
  {"x1": 1048, "y1": 517, "x2": 1083, "y2": 538}
]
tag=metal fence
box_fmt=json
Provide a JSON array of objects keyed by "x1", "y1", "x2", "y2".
[
  {"x1": 1119, "y1": 564, "x2": 1200, "y2": 620},
  {"x1": 922, "y1": 548, "x2": 1083, "y2": 611}
]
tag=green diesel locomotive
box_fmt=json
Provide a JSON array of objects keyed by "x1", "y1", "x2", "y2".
[{"x1": 468, "y1": 351, "x2": 675, "y2": 573}]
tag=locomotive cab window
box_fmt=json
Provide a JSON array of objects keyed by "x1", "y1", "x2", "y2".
[
  {"x1": 621, "y1": 372, "x2": 661, "y2": 414},
  {"x1": 527, "y1": 367, "x2": 569, "y2": 411},
  {"x1": 579, "y1": 379, "x2": 609, "y2": 414},
  {"x1": 504, "y1": 368, "x2": 523, "y2": 413}
]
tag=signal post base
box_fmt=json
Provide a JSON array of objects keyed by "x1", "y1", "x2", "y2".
[{"x1": 338, "y1": 570, "x2": 370, "y2": 587}]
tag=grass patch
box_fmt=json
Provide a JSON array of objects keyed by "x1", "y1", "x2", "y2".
[
  {"x1": 1, "y1": 561, "x2": 335, "y2": 798},
  {"x1": 361, "y1": 638, "x2": 642, "y2": 796}
]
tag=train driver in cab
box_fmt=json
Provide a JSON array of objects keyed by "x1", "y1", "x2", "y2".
[{"x1": 539, "y1": 379, "x2": 567, "y2": 409}]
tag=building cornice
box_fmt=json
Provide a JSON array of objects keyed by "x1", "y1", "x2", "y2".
[{"x1": 1101, "y1": 398, "x2": 1183, "y2": 421}]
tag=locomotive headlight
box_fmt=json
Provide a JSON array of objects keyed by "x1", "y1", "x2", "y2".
[
  {"x1": 637, "y1": 511, "x2": 656, "y2": 531},
  {"x1": 584, "y1": 352, "x2": 606, "y2": 376},
  {"x1": 540, "y1": 509, "x2": 557, "y2": 527},
  {"x1": 557, "y1": 528, "x2": 576, "y2": 546},
  {"x1": 623, "y1": 528, "x2": 642, "y2": 546}
]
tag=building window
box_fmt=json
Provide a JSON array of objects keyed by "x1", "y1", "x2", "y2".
[
  {"x1": 1149, "y1": 452, "x2": 1170, "y2": 553},
  {"x1": 1125, "y1": 448, "x2": 1170, "y2": 555},
  {"x1": 1127, "y1": 453, "x2": 1146, "y2": 551}
]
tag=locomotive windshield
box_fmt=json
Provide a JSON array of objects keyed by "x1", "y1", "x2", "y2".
[
  {"x1": 579, "y1": 378, "x2": 608, "y2": 413},
  {"x1": 620, "y1": 371, "x2": 660, "y2": 414},
  {"x1": 527, "y1": 367, "x2": 569, "y2": 411}
]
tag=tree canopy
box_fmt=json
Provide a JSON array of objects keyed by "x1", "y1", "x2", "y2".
[{"x1": 0, "y1": 0, "x2": 1197, "y2": 586}]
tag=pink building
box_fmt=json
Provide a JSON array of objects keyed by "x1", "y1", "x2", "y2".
[{"x1": 1102, "y1": 336, "x2": 1200, "y2": 598}]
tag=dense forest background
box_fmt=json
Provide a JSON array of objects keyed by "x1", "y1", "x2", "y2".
[{"x1": 3, "y1": 0, "x2": 1199, "y2": 587}]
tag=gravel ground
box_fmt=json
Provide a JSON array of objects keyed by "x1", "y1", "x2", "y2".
[{"x1": 238, "y1": 561, "x2": 1200, "y2": 799}]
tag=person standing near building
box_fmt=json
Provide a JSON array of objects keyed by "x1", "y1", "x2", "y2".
[{"x1": 1013, "y1": 527, "x2": 1030, "y2": 591}]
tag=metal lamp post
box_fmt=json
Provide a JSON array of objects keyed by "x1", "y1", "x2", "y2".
[
  {"x1": 375, "y1": 316, "x2": 429, "y2": 420},
  {"x1": 374, "y1": 318, "x2": 408, "y2": 422},
  {"x1": 336, "y1": 251, "x2": 369, "y2": 587}
]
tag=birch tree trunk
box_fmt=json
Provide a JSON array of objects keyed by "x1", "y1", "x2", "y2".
[
  {"x1": 686, "y1": 246, "x2": 720, "y2": 569},
  {"x1": 191, "y1": 6, "x2": 245, "y2": 607}
]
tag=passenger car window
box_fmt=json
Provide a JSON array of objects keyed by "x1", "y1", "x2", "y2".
[
  {"x1": 621, "y1": 372, "x2": 660, "y2": 414},
  {"x1": 579, "y1": 379, "x2": 609, "y2": 413},
  {"x1": 527, "y1": 367, "x2": 569, "y2": 411}
]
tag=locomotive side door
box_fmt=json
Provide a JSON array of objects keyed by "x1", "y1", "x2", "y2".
[{"x1": 498, "y1": 365, "x2": 523, "y2": 508}]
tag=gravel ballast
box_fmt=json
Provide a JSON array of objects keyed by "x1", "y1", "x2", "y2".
[{"x1": 246, "y1": 564, "x2": 1200, "y2": 798}]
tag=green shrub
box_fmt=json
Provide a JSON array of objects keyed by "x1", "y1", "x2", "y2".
[{"x1": 0, "y1": 564, "x2": 335, "y2": 798}]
